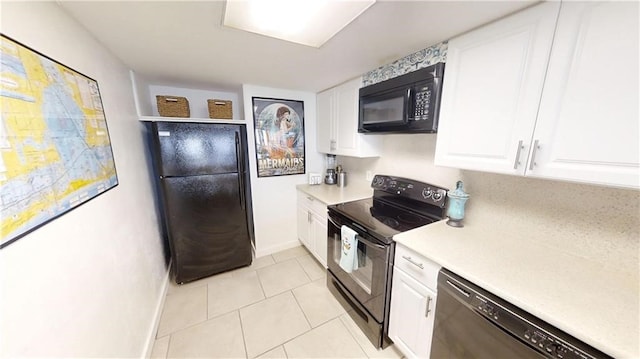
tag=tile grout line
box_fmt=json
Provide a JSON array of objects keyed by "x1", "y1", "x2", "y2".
[
  {"x1": 248, "y1": 254, "x2": 317, "y2": 358},
  {"x1": 164, "y1": 334, "x2": 172, "y2": 359},
  {"x1": 236, "y1": 309, "x2": 250, "y2": 359},
  {"x1": 164, "y1": 249, "x2": 322, "y2": 358},
  {"x1": 338, "y1": 314, "x2": 376, "y2": 359},
  {"x1": 258, "y1": 255, "x2": 313, "y2": 298},
  {"x1": 290, "y1": 288, "x2": 313, "y2": 330},
  {"x1": 254, "y1": 268, "x2": 268, "y2": 300},
  {"x1": 259, "y1": 317, "x2": 357, "y2": 359},
  {"x1": 295, "y1": 255, "x2": 323, "y2": 281}
]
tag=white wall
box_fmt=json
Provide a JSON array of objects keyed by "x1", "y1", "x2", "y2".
[
  {"x1": 0, "y1": 2, "x2": 167, "y2": 358},
  {"x1": 242, "y1": 85, "x2": 323, "y2": 257}
]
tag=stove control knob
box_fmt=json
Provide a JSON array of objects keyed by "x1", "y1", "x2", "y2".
[
  {"x1": 432, "y1": 191, "x2": 443, "y2": 201},
  {"x1": 422, "y1": 188, "x2": 432, "y2": 198}
]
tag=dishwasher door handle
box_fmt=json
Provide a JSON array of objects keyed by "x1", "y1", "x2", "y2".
[{"x1": 446, "y1": 280, "x2": 471, "y2": 298}]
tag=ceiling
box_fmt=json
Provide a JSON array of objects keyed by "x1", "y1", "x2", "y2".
[{"x1": 58, "y1": 0, "x2": 537, "y2": 93}]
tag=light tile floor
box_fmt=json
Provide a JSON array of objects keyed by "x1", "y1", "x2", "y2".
[{"x1": 150, "y1": 245, "x2": 404, "y2": 359}]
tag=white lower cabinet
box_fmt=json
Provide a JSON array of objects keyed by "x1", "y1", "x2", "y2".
[
  {"x1": 311, "y1": 214, "x2": 327, "y2": 265},
  {"x1": 296, "y1": 205, "x2": 312, "y2": 249},
  {"x1": 389, "y1": 244, "x2": 441, "y2": 358},
  {"x1": 296, "y1": 190, "x2": 328, "y2": 267}
]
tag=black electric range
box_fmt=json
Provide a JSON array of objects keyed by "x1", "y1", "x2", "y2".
[
  {"x1": 326, "y1": 175, "x2": 449, "y2": 349},
  {"x1": 329, "y1": 175, "x2": 448, "y2": 243}
]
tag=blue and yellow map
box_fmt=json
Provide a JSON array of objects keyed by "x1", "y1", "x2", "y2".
[{"x1": 0, "y1": 35, "x2": 118, "y2": 247}]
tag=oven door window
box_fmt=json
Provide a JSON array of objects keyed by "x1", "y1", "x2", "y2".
[
  {"x1": 333, "y1": 239, "x2": 374, "y2": 294},
  {"x1": 327, "y1": 216, "x2": 390, "y2": 323}
]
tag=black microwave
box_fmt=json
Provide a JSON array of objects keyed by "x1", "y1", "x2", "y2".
[{"x1": 358, "y1": 63, "x2": 444, "y2": 133}]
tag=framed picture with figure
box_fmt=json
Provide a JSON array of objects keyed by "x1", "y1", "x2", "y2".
[{"x1": 252, "y1": 97, "x2": 305, "y2": 177}]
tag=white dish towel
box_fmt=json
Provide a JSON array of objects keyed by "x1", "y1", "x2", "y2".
[{"x1": 339, "y1": 225, "x2": 359, "y2": 273}]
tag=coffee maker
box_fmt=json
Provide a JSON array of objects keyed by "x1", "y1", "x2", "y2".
[{"x1": 324, "y1": 154, "x2": 337, "y2": 185}]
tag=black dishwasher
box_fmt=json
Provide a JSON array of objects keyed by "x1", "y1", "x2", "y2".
[{"x1": 431, "y1": 269, "x2": 612, "y2": 359}]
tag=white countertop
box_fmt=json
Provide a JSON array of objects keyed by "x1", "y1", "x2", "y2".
[
  {"x1": 394, "y1": 220, "x2": 639, "y2": 358},
  {"x1": 296, "y1": 182, "x2": 373, "y2": 205}
]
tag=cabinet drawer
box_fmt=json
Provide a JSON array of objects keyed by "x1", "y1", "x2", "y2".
[
  {"x1": 394, "y1": 244, "x2": 441, "y2": 290},
  {"x1": 297, "y1": 192, "x2": 327, "y2": 219}
]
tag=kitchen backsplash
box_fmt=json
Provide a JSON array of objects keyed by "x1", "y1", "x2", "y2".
[
  {"x1": 362, "y1": 41, "x2": 448, "y2": 86},
  {"x1": 337, "y1": 134, "x2": 639, "y2": 272}
]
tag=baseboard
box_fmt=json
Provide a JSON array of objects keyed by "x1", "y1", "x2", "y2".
[
  {"x1": 255, "y1": 239, "x2": 303, "y2": 258},
  {"x1": 141, "y1": 260, "x2": 171, "y2": 359}
]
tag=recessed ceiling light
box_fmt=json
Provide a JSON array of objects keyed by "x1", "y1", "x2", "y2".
[{"x1": 223, "y1": 0, "x2": 376, "y2": 48}]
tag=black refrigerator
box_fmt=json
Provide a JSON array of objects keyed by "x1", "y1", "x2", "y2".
[{"x1": 148, "y1": 121, "x2": 254, "y2": 284}]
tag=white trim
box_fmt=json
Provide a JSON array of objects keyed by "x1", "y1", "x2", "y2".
[
  {"x1": 141, "y1": 261, "x2": 171, "y2": 359},
  {"x1": 255, "y1": 240, "x2": 303, "y2": 258}
]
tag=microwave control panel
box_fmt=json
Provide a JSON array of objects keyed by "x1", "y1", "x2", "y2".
[{"x1": 414, "y1": 86, "x2": 432, "y2": 121}]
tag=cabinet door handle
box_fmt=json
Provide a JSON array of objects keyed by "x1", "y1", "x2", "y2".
[
  {"x1": 402, "y1": 255, "x2": 424, "y2": 269},
  {"x1": 307, "y1": 196, "x2": 314, "y2": 202},
  {"x1": 308, "y1": 211, "x2": 311, "y2": 223},
  {"x1": 529, "y1": 140, "x2": 540, "y2": 170},
  {"x1": 330, "y1": 140, "x2": 336, "y2": 151},
  {"x1": 425, "y1": 296, "x2": 433, "y2": 317},
  {"x1": 513, "y1": 140, "x2": 524, "y2": 169}
]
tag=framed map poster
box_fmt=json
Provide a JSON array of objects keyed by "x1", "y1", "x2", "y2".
[
  {"x1": 0, "y1": 34, "x2": 119, "y2": 248},
  {"x1": 252, "y1": 97, "x2": 305, "y2": 177}
]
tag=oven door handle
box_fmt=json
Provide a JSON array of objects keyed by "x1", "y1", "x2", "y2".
[
  {"x1": 328, "y1": 217, "x2": 386, "y2": 250},
  {"x1": 328, "y1": 215, "x2": 342, "y2": 228},
  {"x1": 357, "y1": 236, "x2": 386, "y2": 250}
]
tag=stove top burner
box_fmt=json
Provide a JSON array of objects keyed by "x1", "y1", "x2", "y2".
[
  {"x1": 376, "y1": 216, "x2": 400, "y2": 229},
  {"x1": 397, "y1": 212, "x2": 423, "y2": 225},
  {"x1": 332, "y1": 197, "x2": 440, "y2": 242},
  {"x1": 328, "y1": 175, "x2": 448, "y2": 243}
]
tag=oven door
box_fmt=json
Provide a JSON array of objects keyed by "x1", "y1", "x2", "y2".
[{"x1": 327, "y1": 210, "x2": 393, "y2": 323}]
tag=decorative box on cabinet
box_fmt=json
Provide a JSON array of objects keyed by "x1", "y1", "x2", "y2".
[
  {"x1": 317, "y1": 77, "x2": 381, "y2": 157},
  {"x1": 389, "y1": 244, "x2": 441, "y2": 359},
  {"x1": 296, "y1": 190, "x2": 328, "y2": 267},
  {"x1": 434, "y1": 2, "x2": 639, "y2": 189}
]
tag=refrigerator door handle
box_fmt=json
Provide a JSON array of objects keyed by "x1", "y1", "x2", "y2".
[{"x1": 235, "y1": 131, "x2": 245, "y2": 211}]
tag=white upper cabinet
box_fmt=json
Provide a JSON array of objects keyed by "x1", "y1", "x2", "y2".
[
  {"x1": 316, "y1": 78, "x2": 381, "y2": 157},
  {"x1": 435, "y1": 1, "x2": 640, "y2": 189},
  {"x1": 316, "y1": 89, "x2": 333, "y2": 154},
  {"x1": 435, "y1": 2, "x2": 560, "y2": 175},
  {"x1": 528, "y1": 2, "x2": 639, "y2": 188}
]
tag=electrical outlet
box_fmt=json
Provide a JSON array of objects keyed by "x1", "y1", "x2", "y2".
[{"x1": 366, "y1": 171, "x2": 373, "y2": 181}]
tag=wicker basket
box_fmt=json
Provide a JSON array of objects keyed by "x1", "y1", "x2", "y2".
[
  {"x1": 156, "y1": 96, "x2": 190, "y2": 117},
  {"x1": 208, "y1": 99, "x2": 233, "y2": 119}
]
